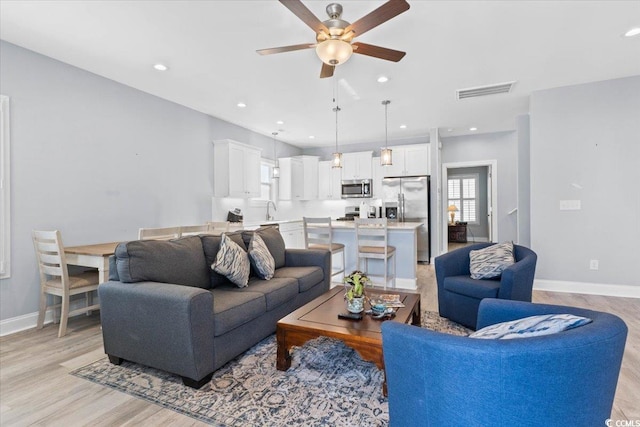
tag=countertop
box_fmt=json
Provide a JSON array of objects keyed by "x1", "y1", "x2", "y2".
[{"x1": 242, "y1": 219, "x2": 423, "y2": 230}]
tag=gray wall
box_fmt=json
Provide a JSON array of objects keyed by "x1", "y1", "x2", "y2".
[
  {"x1": 530, "y1": 75, "x2": 640, "y2": 286},
  {"x1": 448, "y1": 166, "x2": 489, "y2": 241},
  {"x1": 0, "y1": 41, "x2": 300, "y2": 321},
  {"x1": 517, "y1": 114, "x2": 531, "y2": 247},
  {"x1": 441, "y1": 131, "x2": 519, "y2": 244}
]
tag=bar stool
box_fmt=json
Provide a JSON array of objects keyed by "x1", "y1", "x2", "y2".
[
  {"x1": 355, "y1": 218, "x2": 396, "y2": 290},
  {"x1": 303, "y1": 217, "x2": 345, "y2": 280}
]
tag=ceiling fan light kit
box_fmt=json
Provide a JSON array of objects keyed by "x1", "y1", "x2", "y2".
[{"x1": 258, "y1": 0, "x2": 410, "y2": 78}]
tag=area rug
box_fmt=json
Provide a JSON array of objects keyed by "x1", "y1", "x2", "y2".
[{"x1": 71, "y1": 311, "x2": 470, "y2": 426}]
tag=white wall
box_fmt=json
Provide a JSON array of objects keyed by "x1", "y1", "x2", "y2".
[
  {"x1": 0, "y1": 41, "x2": 300, "y2": 322},
  {"x1": 530, "y1": 75, "x2": 640, "y2": 288}
]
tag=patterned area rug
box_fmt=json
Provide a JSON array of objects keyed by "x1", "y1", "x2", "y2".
[{"x1": 71, "y1": 311, "x2": 470, "y2": 426}]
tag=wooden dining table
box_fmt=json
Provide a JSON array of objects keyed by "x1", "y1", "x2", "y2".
[{"x1": 64, "y1": 242, "x2": 121, "y2": 283}]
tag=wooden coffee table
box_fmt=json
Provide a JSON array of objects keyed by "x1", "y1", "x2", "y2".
[{"x1": 276, "y1": 286, "x2": 421, "y2": 395}]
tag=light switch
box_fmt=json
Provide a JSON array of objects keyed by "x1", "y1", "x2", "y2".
[{"x1": 559, "y1": 200, "x2": 581, "y2": 210}]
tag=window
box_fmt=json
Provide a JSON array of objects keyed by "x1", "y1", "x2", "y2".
[
  {"x1": 448, "y1": 175, "x2": 478, "y2": 223},
  {"x1": 1, "y1": 95, "x2": 10, "y2": 278},
  {"x1": 260, "y1": 160, "x2": 275, "y2": 201}
]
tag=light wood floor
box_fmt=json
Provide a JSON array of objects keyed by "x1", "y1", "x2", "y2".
[{"x1": 1, "y1": 264, "x2": 638, "y2": 425}]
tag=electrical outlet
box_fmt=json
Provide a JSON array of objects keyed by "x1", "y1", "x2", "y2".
[{"x1": 589, "y1": 260, "x2": 599, "y2": 270}]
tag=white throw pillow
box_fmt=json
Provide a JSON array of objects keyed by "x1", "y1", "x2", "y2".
[
  {"x1": 469, "y1": 242, "x2": 514, "y2": 279},
  {"x1": 212, "y1": 234, "x2": 250, "y2": 287},
  {"x1": 248, "y1": 233, "x2": 275, "y2": 280},
  {"x1": 469, "y1": 314, "x2": 592, "y2": 340}
]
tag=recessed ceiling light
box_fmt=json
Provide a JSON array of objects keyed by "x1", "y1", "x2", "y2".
[
  {"x1": 469, "y1": 127, "x2": 478, "y2": 131},
  {"x1": 308, "y1": 135, "x2": 315, "y2": 139},
  {"x1": 237, "y1": 102, "x2": 247, "y2": 108},
  {"x1": 276, "y1": 120, "x2": 284, "y2": 125},
  {"x1": 399, "y1": 124, "x2": 407, "y2": 129},
  {"x1": 377, "y1": 76, "x2": 389, "y2": 83},
  {"x1": 624, "y1": 27, "x2": 640, "y2": 37},
  {"x1": 153, "y1": 63, "x2": 168, "y2": 71},
  {"x1": 447, "y1": 128, "x2": 453, "y2": 132}
]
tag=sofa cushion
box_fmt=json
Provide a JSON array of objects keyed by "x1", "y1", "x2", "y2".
[
  {"x1": 219, "y1": 277, "x2": 298, "y2": 312},
  {"x1": 469, "y1": 242, "x2": 514, "y2": 279},
  {"x1": 273, "y1": 266, "x2": 324, "y2": 293},
  {"x1": 469, "y1": 314, "x2": 593, "y2": 339},
  {"x1": 243, "y1": 227, "x2": 286, "y2": 269},
  {"x1": 444, "y1": 275, "x2": 500, "y2": 299},
  {"x1": 212, "y1": 234, "x2": 250, "y2": 288},
  {"x1": 211, "y1": 288, "x2": 266, "y2": 336},
  {"x1": 248, "y1": 233, "x2": 275, "y2": 280},
  {"x1": 201, "y1": 232, "x2": 247, "y2": 288},
  {"x1": 114, "y1": 236, "x2": 209, "y2": 289}
]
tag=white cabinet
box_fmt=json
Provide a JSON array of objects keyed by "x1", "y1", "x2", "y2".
[
  {"x1": 318, "y1": 160, "x2": 342, "y2": 200},
  {"x1": 279, "y1": 156, "x2": 319, "y2": 200},
  {"x1": 213, "y1": 139, "x2": 262, "y2": 198},
  {"x1": 342, "y1": 151, "x2": 373, "y2": 180},
  {"x1": 279, "y1": 221, "x2": 304, "y2": 249},
  {"x1": 381, "y1": 144, "x2": 430, "y2": 177}
]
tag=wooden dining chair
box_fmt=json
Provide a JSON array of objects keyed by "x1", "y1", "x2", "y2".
[
  {"x1": 206, "y1": 221, "x2": 230, "y2": 235},
  {"x1": 354, "y1": 218, "x2": 396, "y2": 290},
  {"x1": 138, "y1": 226, "x2": 181, "y2": 240},
  {"x1": 179, "y1": 224, "x2": 209, "y2": 236},
  {"x1": 32, "y1": 230, "x2": 100, "y2": 337},
  {"x1": 303, "y1": 217, "x2": 345, "y2": 280}
]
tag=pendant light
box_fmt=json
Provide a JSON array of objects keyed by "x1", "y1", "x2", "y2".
[
  {"x1": 271, "y1": 132, "x2": 280, "y2": 179},
  {"x1": 381, "y1": 100, "x2": 392, "y2": 166},
  {"x1": 332, "y1": 105, "x2": 343, "y2": 168}
]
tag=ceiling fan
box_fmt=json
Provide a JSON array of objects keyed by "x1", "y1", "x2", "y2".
[{"x1": 257, "y1": 0, "x2": 410, "y2": 78}]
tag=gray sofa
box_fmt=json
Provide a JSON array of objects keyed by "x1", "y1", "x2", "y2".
[{"x1": 98, "y1": 227, "x2": 330, "y2": 388}]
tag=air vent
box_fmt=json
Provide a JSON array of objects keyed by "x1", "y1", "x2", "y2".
[{"x1": 456, "y1": 81, "x2": 515, "y2": 100}]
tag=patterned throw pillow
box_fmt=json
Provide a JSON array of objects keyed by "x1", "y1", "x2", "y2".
[
  {"x1": 469, "y1": 242, "x2": 515, "y2": 279},
  {"x1": 469, "y1": 314, "x2": 592, "y2": 339},
  {"x1": 212, "y1": 234, "x2": 250, "y2": 288},
  {"x1": 248, "y1": 233, "x2": 275, "y2": 280}
]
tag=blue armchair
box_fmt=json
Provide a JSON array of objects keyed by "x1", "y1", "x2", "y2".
[
  {"x1": 381, "y1": 299, "x2": 628, "y2": 427},
  {"x1": 436, "y1": 242, "x2": 537, "y2": 329}
]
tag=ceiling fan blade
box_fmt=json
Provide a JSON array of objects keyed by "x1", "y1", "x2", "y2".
[
  {"x1": 257, "y1": 43, "x2": 316, "y2": 55},
  {"x1": 279, "y1": 0, "x2": 329, "y2": 34},
  {"x1": 352, "y1": 42, "x2": 406, "y2": 62},
  {"x1": 320, "y1": 62, "x2": 335, "y2": 78},
  {"x1": 345, "y1": 0, "x2": 410, "y2": 37}
]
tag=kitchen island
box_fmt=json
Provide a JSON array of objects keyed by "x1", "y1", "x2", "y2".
[{"x1": 332, "y1": 221, "x2": 422, "y2": 290}]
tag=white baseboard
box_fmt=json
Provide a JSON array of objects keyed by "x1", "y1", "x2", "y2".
[
  {"x1": 393, "y1": 278, "x2": 417, "y2": 291},
  {"x1": 0, "y1": 299, "x2": 98, "y2": 337},
  {"x1": 534, "y1": 279, "x2": 640, "y2": 299}
]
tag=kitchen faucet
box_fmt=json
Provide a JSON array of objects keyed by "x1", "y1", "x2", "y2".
[{"x1": 266, "y1": 200, "x2": 277, "y2": 221}]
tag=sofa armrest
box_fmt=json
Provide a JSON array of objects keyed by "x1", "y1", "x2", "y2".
[
  {"x1": 98, "y1": 280, "x2": 214, "y2": 381},
  {"x1": 498, "y1": 248, "x2": 537, "y2": 301},
  {"x1": 284, "y1": 248, "x2": 331, "y2": 287}
]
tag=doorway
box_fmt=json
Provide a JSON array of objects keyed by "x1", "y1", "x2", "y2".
[{"x1": 441, "y1": 160, "x2": 498, "y2": 253}]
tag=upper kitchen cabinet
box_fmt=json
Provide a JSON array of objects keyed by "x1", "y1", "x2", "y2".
[
  {"x1": 381, "y1": 144, "x2": 430, "y2": 177},
  {"x1": 279, "y1": 155, "x2": 319, "y2": 200},
  {"x1": 342, "y1": 151, "x2": 373, "y2": 180},
  {"x1": 213, "y1": 139, "x2": 262, "y2": 198},
  {"x1": 318, "y1": 160, "x2": 342, "y2": 200}
]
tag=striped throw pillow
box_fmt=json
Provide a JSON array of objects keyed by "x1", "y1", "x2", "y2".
[
  {"x1": 469, "y1": 314, "x2": 592, "y2": 339},
  {"x1": 469, "y1": 242, "x2": 514, "y2": 279},
  {"x1": 248, "y1": 233, "x2": 275, "y2": 280},
  {"x1": 212, "y1": 234, "x2": 250, "y2": 287}
]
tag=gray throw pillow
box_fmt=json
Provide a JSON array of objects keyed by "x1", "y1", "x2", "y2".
[
  {"x1": 469, "y1": 242, "x2": 514, "y2": 279},
  {"x1": 242, "y1": 226, "x2": 286, "y2": 269},
  {"x1": 248, "y1": 233, "x2": 275, "y2": 280},
  {"x1": 201, "y1": 232, "x2": 247, "y2": 288},
  {"x1": 212, "y1": 234, "x2": 250, "y2": 288}
]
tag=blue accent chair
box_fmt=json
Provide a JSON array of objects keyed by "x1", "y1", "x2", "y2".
[
  {"x1": 436, "y1": 243, "x2": 537, "y2": 329},
  {"x1": 381, "y1": 299, "x2": 628, "y2": 427}
]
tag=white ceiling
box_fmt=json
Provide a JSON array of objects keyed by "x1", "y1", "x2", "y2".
[{"x1": 1, "y1": 1, "x2": 639, "y2": 148}]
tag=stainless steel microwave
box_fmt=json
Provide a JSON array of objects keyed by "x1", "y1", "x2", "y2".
[{"x1": 341, "y1": 179, "x2": 372, "y2": 198}]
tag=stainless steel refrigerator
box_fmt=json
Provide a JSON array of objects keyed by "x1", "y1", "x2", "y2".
[{"x1": 382, "y1": 175, "x2": 431, "y2": 262}]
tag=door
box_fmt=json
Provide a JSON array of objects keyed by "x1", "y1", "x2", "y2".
[{"x1": 487, "y1": 165, "x2": 493, "y2": 242}]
